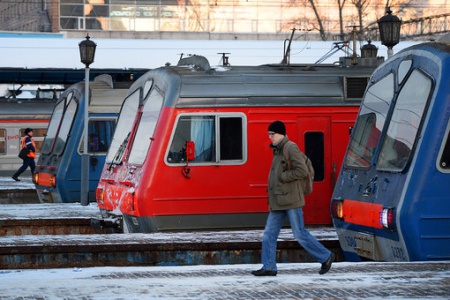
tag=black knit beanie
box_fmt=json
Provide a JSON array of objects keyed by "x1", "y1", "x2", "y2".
[{"x1": 268, "y1": 121, "x2": 286, "y2": 135}]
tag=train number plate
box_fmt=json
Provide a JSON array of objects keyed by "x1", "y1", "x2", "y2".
[{"x1": 354, "y1": 232, "x2": 375, "y2": 260}]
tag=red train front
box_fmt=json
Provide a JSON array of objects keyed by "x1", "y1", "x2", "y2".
[{"x1": 95, "y1": 56, "x2": 377, "y2": 233}]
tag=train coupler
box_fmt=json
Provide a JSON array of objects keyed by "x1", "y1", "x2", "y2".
[{"x1": 91, "y1": 216, "x2": 123, "y2": 233}]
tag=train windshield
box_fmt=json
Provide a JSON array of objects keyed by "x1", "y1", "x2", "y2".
[
  {"x1": 377, "y1": 69, "x2": 431, "y2": 171},
  {"x1": 346, "y1": 73, "x2": 394, "y2": 168},
  {"x1": 40, "y1": 92, "x2": 77, "y2": 155},
  {"x1": 106, "y1": 88, "x2": 140, "y2": 164},
  {"x1": 128, "y1": 86, "x2": 164, "y2": 165},
  {"x1": 345, "y1": 68, "x2": 432, "y2": 171},
  {"x1": 53, "y1": 94, "x2": 78, "y2": 155}
]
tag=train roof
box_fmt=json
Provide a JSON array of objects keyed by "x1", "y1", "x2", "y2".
[
  {"x1": 397, "y1": 41, "x2": 450, "y2": 59},
  {"x1": 369, "y1": 41, "x2": 450, "y2": 84},
  {"x1": 131, "y1": 58, "x2": 379, "y2": 108},
  {"x1": 0, "y1": 98, "x2": 56, "y2": 119},
  {"x1": 54, "y1": 74, "x2": 132, "y2": 114},
  {"x1": 0, "y1": 68, "x2": 149, "y2": 85}
]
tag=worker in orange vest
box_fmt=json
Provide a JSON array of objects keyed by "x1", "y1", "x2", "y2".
[{"x1": 12, "y1": 128, "x2": 36, "y2": 181}]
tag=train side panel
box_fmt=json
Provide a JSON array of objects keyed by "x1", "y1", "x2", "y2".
[
  {"x1": 96, "y1": 62, "x2": 377, "y2": 232},
  {"x1": 0, "y1": 101, "x2": 55, "y2": 175},
  {"x1": 399, "y1": 60, "x2": 450, "y2": 261},
  {"x1": 99, "y1": 107, "x2": 358, "y2": 232}
]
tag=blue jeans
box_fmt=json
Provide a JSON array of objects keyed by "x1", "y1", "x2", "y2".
[{"x1": 261, "y1": 208, "x2": 331, "y2": 271}]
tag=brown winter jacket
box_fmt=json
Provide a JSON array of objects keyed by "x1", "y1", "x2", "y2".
[{"x1": 267, "y1": 136, "x2": 309, "y2": 211}]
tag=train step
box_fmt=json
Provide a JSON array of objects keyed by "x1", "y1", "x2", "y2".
[{"x1": 0, "y1": 203, "x2": 104, "y2": 236}]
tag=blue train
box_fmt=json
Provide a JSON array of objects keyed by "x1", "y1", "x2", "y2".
[
  {"x1": 330, "y1": 41, "x2": 450, "y2": 261},
  {"x1": 33, "y1": 74, "x2": 135, "y2": 203}
]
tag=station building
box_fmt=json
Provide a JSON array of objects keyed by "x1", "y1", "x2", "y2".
[{"x1": 0, "y1": 0, "x2": 447, "y2": 41}]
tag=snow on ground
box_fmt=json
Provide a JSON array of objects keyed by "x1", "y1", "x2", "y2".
[
  {"x1": 0, "y1": 176, "x2": 35, "y2": 190},
  {"x1": 0, "y1": 262, "x2": 449, "y2": 299},
  {"x1": 1, "y1": 176, "x2": 449, "y2": 299}
]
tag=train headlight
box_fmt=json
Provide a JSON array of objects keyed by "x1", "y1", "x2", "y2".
[
  {"x1": 380, "y1": 207, "x2": 395, "y2": 230},
  {"x1": 32, "y1": 172, "x2": 39, "y2": 184},
  {"x1": 96, "y1": 187, "x2": 104, "y2": 204},
  {"x1": 331, "y1": 199, "x2": 344, "y2": 219}
]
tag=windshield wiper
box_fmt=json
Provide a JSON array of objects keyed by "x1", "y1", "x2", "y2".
[{"x1": 109, "y1": 132, "x2": 130, "y2": 170}]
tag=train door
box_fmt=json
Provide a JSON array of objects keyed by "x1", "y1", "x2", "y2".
[{"x1": 297, "y1": 116, "x2": 331, "y2": 224}]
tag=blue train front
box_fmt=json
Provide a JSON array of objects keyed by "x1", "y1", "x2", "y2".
[
  {"x1": 331, "y1": 41, "x2": 450, "y2": 261},
  {"x1": 33, "y1": 75, "x2": 128, "y2": 203}
]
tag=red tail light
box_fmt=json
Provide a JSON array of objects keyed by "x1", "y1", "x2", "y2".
[
  {"x1": 380, "y1": 207, "x2": 395, "y2": 230},
  {"x1": 34, "y1": 172, "x2": 56, "y2": 187},
  {"x1": 120, "y1": 189, "x2": 136, "y2": 213}
]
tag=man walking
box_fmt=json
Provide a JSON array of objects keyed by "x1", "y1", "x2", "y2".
[
  {"x1": 252, "y1": 120, "x2": 334, "y2": 276},
  {"x1": 12, "y1": 128, "x2": 36, "y2": 181}
]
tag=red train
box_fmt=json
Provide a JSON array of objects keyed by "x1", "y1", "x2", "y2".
[{"x1": 94, "y1": 55, "x2": 380, "y2": 233}]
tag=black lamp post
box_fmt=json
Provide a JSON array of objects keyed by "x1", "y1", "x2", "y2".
[
  {"x1": 377, "y1": 7, "x2": 401, "y2": 58},
  {"x1": 79, "y1": 35, "x2": 97, "y2": 67},
  {"x1": 361, "y1": 40, "x2": 378, "y2": 58},
  {"x1": 78, "y1": 34, "x2": 97, "y2": 206}
]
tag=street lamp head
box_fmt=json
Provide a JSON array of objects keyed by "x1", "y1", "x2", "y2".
[
  {"x1": 361, "y1": 40, "x2": 378, "y2": 58},
  {"x1": 79, "y1": 34, "x2": 97, "y2": 68},
  {"x1": 377, "y1": 7, "x2": 402, "y2": 49}
]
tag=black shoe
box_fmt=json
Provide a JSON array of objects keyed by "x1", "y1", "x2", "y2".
[
  {"x1": 12, "y1": 176, "x2": 20, "y2": 182},
  {"x1": 319, "y1": 252, "x2": 335, "y2": 275},
  {"x1": 251, "y1": 269, "x2": 277, "y2": 276}
]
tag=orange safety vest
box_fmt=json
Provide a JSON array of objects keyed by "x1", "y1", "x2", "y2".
[{"x1": 21, "y1": 135, "x2": 37, "y2": 159}]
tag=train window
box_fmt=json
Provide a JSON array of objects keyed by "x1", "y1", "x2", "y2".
[
  {"x1": 128, "y1": 87, "x2": 164, "y2": 165},
  {"x1": 220, "y1": 117, "x2": 243, "y2": 161},
  {"x1": 398, "y1": 59, "x2": 412, "y2": 85},
  {"x1": 0, "y1": 129, "x2": 5, "y2": 154},
  {"x1": 167, "y1": 114, "x2": 245, "y2": 165},
  {"x1": 378, "y1": 69, "x2": 431, "y2": 171},
  {"x1": 143, "y1": 80, "x2": 154, "y2": 100},
  {"x1": 107, "y1": 89, "x2": 140, "y2": 164},
  {"x1": 41, "y1": 93, "x2": 72, "y2": 154},
  {"x1": 439, "y1": 128, "x2": 450, "y2": 170},
  {"x1": 79, "y1": 119, "x2": 116, "y2": 154},
  {"x1": 305, "y1": 132, "x2": 324, "y2": 181},
  {"x1": 54, "y1": 95, "x2": 78, "y2": 155},
  {"x1": 346, "y1": 73, "x2": 394, "y2": 168}
]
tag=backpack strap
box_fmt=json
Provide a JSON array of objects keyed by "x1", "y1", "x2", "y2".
[{"x1": 282, "y1": 141, "x2": 295, "y2": 170}]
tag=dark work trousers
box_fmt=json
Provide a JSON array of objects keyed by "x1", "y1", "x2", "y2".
[{"x1": 17, "y1": 157, "x2": 36, "y2": 174}]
